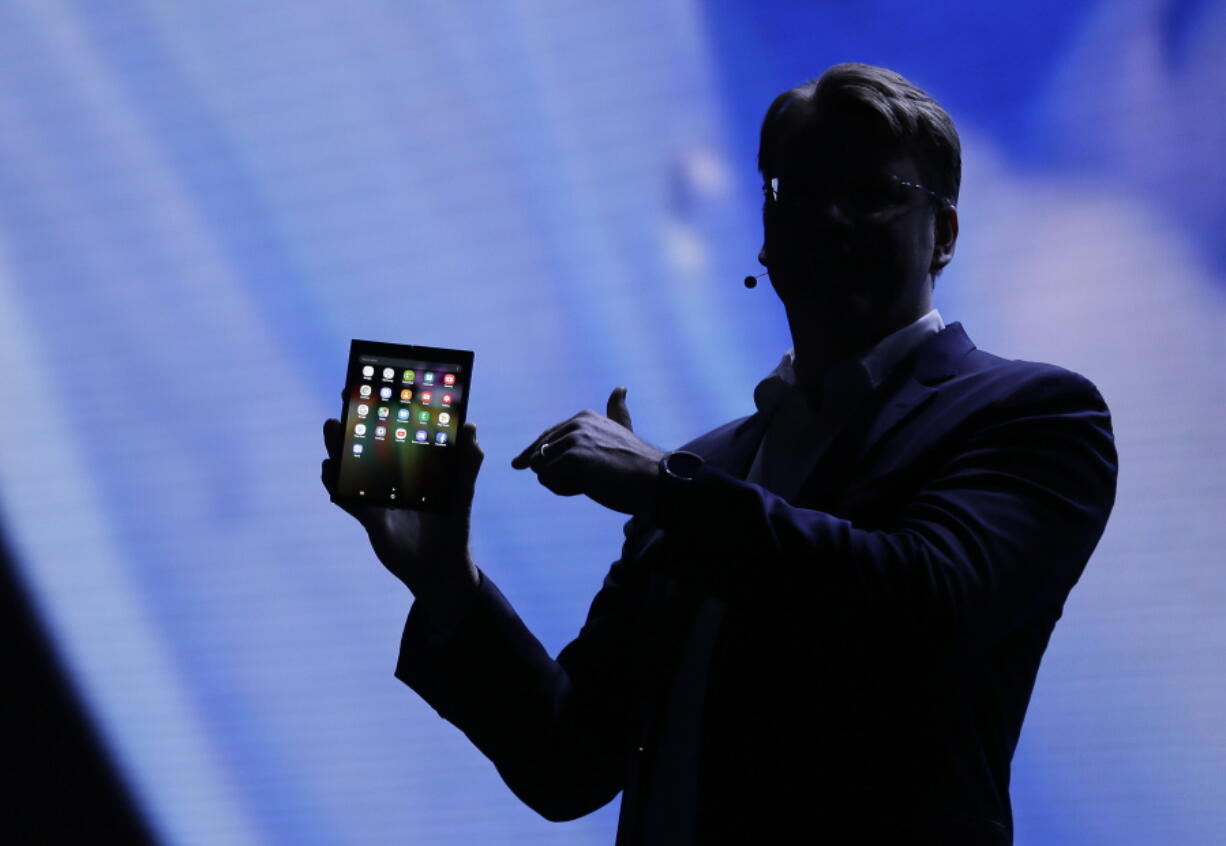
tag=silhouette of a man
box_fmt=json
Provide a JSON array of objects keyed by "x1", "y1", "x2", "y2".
[{"x1": 323, "y1": 63, "x2": 1117, "y2": 845}]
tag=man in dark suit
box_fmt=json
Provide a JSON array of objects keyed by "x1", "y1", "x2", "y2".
[{"x1": 322, "y1": 63, "x2": 1117, "y2": 844}]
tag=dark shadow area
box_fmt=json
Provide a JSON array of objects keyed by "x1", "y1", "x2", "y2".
[{"x1": 2, "y1": 517, "x2": 156, "y2": 844}]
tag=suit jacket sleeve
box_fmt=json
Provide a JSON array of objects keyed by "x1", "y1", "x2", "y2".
[
  {"x1": 654, "y1": 367, "x2": 1119, "y2": 654},
  {"x1": 393, "y1": 515, "x2": 655, "y2": 822}
]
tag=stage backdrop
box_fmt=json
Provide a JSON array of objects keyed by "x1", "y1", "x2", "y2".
[{"x1": 0, "y1": 1, "x2": 1222, "y2": 843}]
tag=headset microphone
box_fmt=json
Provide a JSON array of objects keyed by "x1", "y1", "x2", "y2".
[{"x1": 744, "y1": 272, "x2": 768, "y2": 289}]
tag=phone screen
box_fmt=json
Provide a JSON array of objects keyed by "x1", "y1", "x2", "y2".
[{"x1": 333, "y1": 340, "x2": 474, "y2": 510}]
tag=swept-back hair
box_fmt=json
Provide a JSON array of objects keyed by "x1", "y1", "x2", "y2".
[{"x1": 757, "y1": 63, "x2": 961, "y2": 207}]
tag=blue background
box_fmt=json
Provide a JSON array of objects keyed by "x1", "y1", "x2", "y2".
[{"x1": 1, "y1": 1, "x2": 1223, "y2": 843}]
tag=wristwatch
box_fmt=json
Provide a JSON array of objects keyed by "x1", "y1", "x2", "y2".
[
  {"x1": 660, "y1": 450, "x2": 705, "y2": 482},
  {"x1": 655, "y1": 450, "x2": 704, "y2": 525}
]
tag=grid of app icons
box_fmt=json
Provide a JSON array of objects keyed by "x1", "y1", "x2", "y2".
[{"x1": 349, "y1": 358, "x2": 463, "y2": 457}]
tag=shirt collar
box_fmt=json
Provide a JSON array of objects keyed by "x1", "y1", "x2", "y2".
[{"x1": 753, "y1": 308, "x2": 945, "y2": 413}]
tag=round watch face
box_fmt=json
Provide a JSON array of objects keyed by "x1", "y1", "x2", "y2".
[{"x1": 664, "y1": 450, "x2": 704, "y2": 481}]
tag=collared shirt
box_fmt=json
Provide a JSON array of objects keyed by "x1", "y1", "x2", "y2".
[
  {"x1": 641, "y1": 308, "x2": 945, "y2": 846},
  {"x1": 747, "y1": 308, "x2": 946, "y2": 499}
]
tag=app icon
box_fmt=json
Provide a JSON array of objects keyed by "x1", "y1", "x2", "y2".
[
  {"x1": 403, "y1": 369, "x2": 415, "y2": 382},
  {"x1": 382, "y1": 367, "x2": 395, "y2": 380},
  {"x1": 375, "y1": 425, "x2": 387, "y2": 438},
  {"x1": 442, "y1": 373, "x2": 456, "y2": 386},
  {"x1": 414, "y1": 429, "x2": 428, "y2": 442},
  {"x1": 352, "y1": 444, "x2": 364, "y2": 455},
  {"x1": 361, "y1": 365, "x2": 374, "y2": 378},
  {"x1": 417, "y1": 410, "x2": 430, "y2": 423},
  {"x1": 379, "y1": 386, "x2": 392, "y2": 400},
  {"x1": 377, "y1": 406, "x2": 390, "y2": 418},
  {"x1": 354, "y1": 423, "x2": 367, "y2": 436},
  {"x1": 394, "y1": 427, "x2": 407, "y2": 441},
  {"x1": 435, "y1": 431, "x2": 449, "y2": 445},
  {"x1": 400, "y1": 389, "x2": 413, "y2": 402},
  {"x1": 438, "y1": 412, "x2": 451, "y2": 425},
  {"x1": 423, "y1": 372, "x2": 435, "y2": 384},
  {"x1": 420, "y1": 391, "x2": 433, "y2": 404},
  {"x1": 397, "y1": 408, "x2": 410, "y2": 421},
  {"x1": 359, "y1": 384, "x2": 372, "y2": 398},
  {"x1": 357, "y1": 404, "x2": 369, "y2": 417},
  {"x1": 441, "y1": 393, "x2": 453, "y2": 406}
]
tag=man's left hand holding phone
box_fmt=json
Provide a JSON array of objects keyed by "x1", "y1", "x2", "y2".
[{"x1": 320, "y1": 340, "x2": 482, "y2": 641}]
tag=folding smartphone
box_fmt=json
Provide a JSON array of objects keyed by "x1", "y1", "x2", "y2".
[{"x1": 333, "y1": 340, "x2": 474, "y2": 510}]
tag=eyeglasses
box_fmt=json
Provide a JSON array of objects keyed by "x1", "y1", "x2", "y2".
[{"x1": 762, "y1": 174, "x2": 955, "y2": 224}]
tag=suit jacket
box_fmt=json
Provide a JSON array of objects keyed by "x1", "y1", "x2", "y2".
[{"x1": 395, "y1": 322, "x2": 1118, "y2": 845}]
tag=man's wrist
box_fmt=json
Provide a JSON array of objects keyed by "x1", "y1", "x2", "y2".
[
  {"x1": 410, "y1": 557, "x2": 480, "y2": 636},
  {"x1": 654, "y1": 450, "x2": 705, "y2": 527}
]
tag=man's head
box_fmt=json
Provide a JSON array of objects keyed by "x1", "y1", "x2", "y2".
[{"x1": 757, "y1": 63, "x2": 960, "y2": 342}]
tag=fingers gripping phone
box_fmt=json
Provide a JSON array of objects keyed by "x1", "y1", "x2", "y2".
[{"x1": 332, "y1": 340, "x2": 474, "y2": 510}]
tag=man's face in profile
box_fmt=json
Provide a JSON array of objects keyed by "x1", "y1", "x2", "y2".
[{"x1": 760, "y1": 100, "x2": 942, "y2": 336}]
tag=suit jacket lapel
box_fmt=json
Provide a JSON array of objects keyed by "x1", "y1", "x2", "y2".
[
  {"x1": 854, "y1": 321, "x2": 974, "y2": 466},
  {"x1": 795, "y1": 322, "x2": 976, "y2": 505},
  {"x1": 703, "y1": 412, "x2": 772, "y2": 480},
  {"x1": 664, "y1": 323, "x2": 975, "y2": 505},
  {"x1": 865, "y1": 321, "x2": 971, "y2": 435},
  {"x1": 638, "y1": 322, "x2": 974, "y2": 553}
]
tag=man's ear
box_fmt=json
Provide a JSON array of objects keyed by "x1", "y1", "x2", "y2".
[{"x1": 931, "y1": 206, "x2": 959, "y2": 273}]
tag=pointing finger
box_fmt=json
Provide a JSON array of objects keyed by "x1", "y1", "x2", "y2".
[{"x1": 512, "y1": 415, "x2": 577, "y2": 469}]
